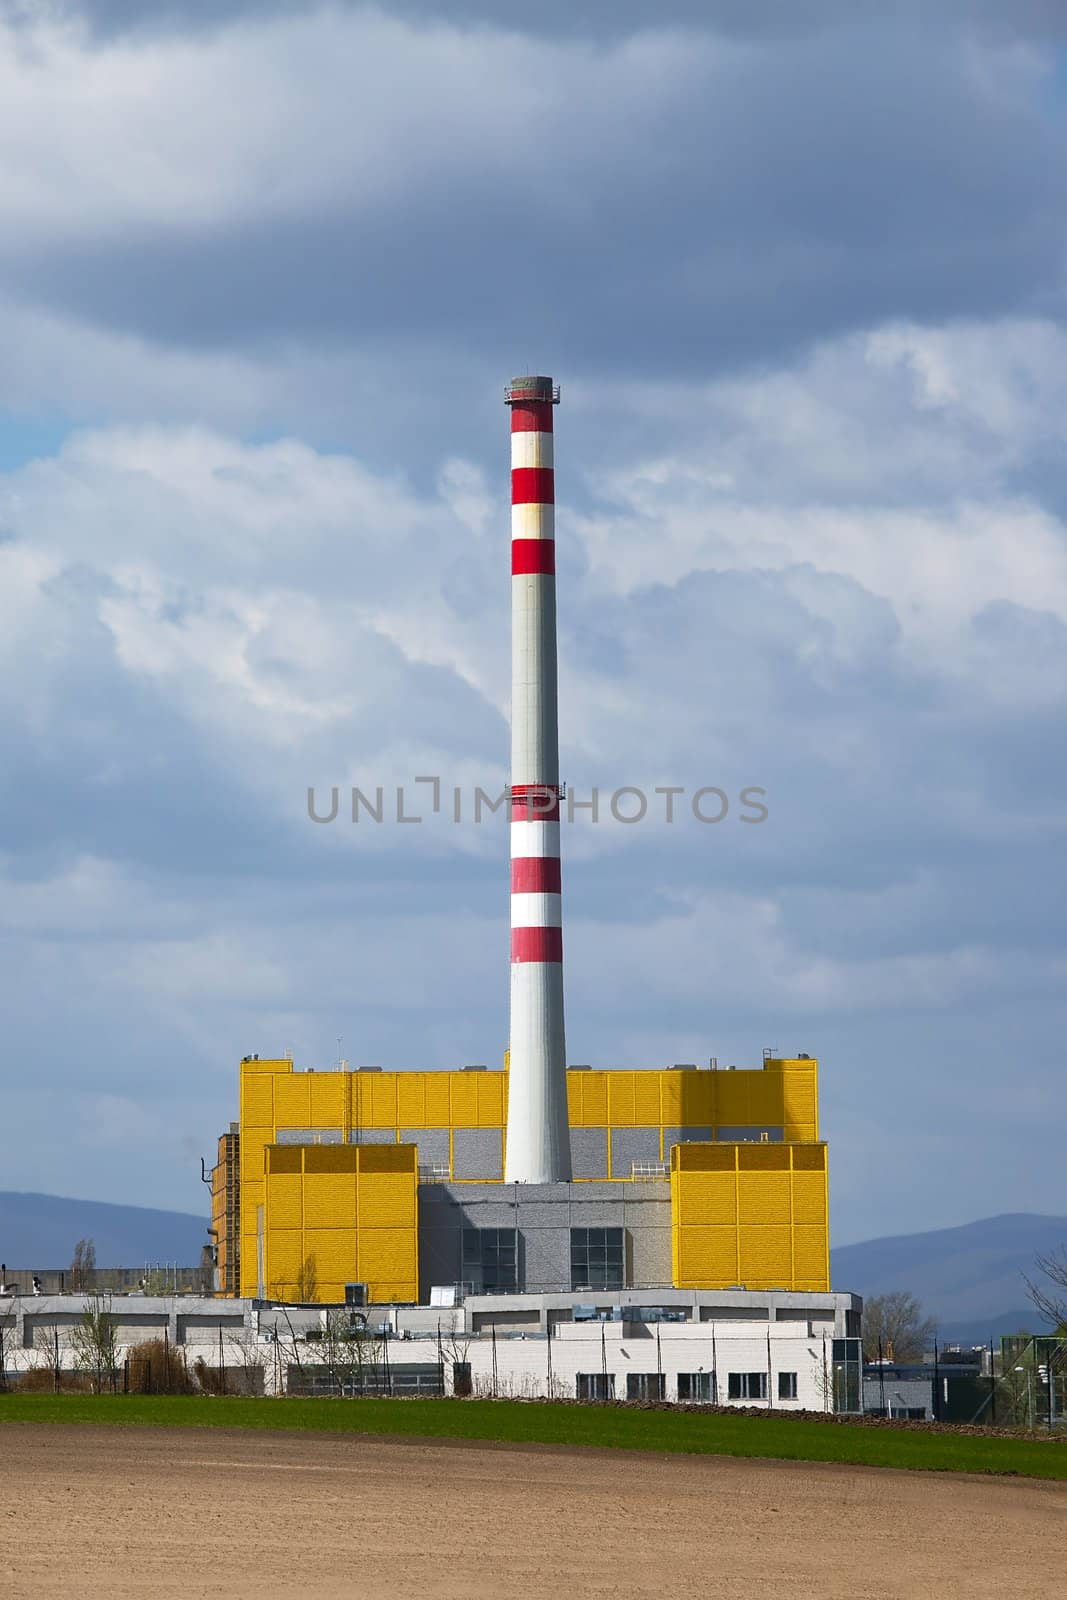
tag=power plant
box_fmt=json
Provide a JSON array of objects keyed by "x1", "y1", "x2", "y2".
[{"x1": 207, "y1": 379, "x2": 860, "y2": 1407}]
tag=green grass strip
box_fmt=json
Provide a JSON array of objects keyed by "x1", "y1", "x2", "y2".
[{"x1": 2, "y1": 1393, "x2": 1065, "y2": 1480}]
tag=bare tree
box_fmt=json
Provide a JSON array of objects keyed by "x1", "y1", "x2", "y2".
[
  {"x1": 810, "y1": 1336, "x2": 835, "y2": 1413},
  {"x1": 69, "y1": 1295, "x2": 118, "y2": 1393},
  {"x1": 270, "y1": 1309, "x2": 306, "y2": 1395},
  {"x1": 318, "y1": 1310, "x2": 364, "y2": 1395},
  {"x1": 1026, "y1": 1246, "x2": 1067, "y2": 1331},
  {"x1": 862, "y1": 1291, "x2": 937, "y2": 1361},
  {"x1": 992, "y1": 1356, "x2": 1035, "y2": 1428},
  {"x1": 225, "y1": 1330, "x2": 267, "y2": 1396},
  {"x1": 70, "y1": 1238, "x2": 97, "y2": 1293},
  {"x1": 273, "y1": 1308, "x2": 386, "y2": 1397},
  {"x1": 438, "y1": 1318, "x2": 472, "y2": 1397}
]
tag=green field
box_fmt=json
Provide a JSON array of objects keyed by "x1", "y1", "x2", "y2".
[{"x1": 2, "y1": 1393, "x2": 1065, "y2": 1480}]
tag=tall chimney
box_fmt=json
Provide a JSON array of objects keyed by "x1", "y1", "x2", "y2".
[{"x1": 505, "y1": 375, "x2": 572, "y2": 1184}]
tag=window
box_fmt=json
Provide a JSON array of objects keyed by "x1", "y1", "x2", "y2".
[
  {"x1": 832, "y1": 1337, "x2": 862, "y2": 1415},
  {"x1": 461, "y1": 1228, "x2": 517, "y2": 1293},
  {"x1": 727, "y1": 1371, "x2": 768, "y2": 1401},
  {"x1": 778, "y1": 1371, "x2": 798, "y2": 1401},
  {"x1": 576, "y1": 1372, "x2": 615, "y2": 1401},
  {"x1": 626, "y1": 1373, "x2": 666, "y2": 1401},
  {"x1": 570, "y1": 1227, "x2": 625, "y2": 1291},
  {"x1": 677, "y1": 1372, "x2": 714, "y2": 1402}
]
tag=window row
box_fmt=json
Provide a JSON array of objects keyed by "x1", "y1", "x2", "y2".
[
  {"x1": 461, "y1": 1227, "x2": 628, "y2": 1292},
  {"x1": 573, "y1": 1371, "x2": 799, "y2": 1402},
  {"x1": 727, "y1": 1371, "x2": 798, "y2": 1401}
]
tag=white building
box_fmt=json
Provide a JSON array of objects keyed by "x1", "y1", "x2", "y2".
[{"x1": 1, "y1": 1286, "x2": 863, "y2": 1412}]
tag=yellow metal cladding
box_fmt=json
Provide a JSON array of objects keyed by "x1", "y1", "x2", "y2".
[
  {"x1": 232, "y1": 1055, "x2": 826, "y2": 1298},
  {"x1": 565, "y1": 1057, "x2": 818, "y2": 1143},
  {"x1": 670, "y1": 1141, "x2": 830, "y2": 1292},
  {"x1": 261, "y1": 1142, "x2": 417, "y2": 1304}
]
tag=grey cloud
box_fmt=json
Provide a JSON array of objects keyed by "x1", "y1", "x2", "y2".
[
  {"x1": 42, "y1": 0, "x2": 1067, "y2": 43},
  {"x1": 1, "y1": 0, "x2": 1065, "y2": 1236},
  {"x1": 2, "y1": 20, "x2": 1063, "y2": 386}
]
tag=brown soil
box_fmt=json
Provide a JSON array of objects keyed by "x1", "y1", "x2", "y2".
[{"x1": 0, "y1": 1424, "x2": 1064, "y2": 1599}]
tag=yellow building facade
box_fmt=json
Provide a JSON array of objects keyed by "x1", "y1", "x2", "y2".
[
  {"x1": 221, "y1": 1055, "x2": 828, "y2": 1301},
  {"x1": 262, "y1": 1143, "x2": 418, "y2": 1305},
  {"x1": 670, "y1": 1141, "x2": 829, "y2": 1292}
]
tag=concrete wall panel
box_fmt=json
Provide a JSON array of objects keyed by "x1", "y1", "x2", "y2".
[
  {"x1": 453, "y1": 1129, "x2": 504, "y2": 1180},
  {"x1": 570, "y1": 1127, "x2": 608, "y2": 1179},
  {"x1": 401, "y1": 1129, "x2": 450, "y2": 1166},
  {"x1": 610, "y1": 1126, "x2": 659, "y2": 1176}
]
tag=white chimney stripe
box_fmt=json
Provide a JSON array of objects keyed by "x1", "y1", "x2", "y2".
[
  {"x1": 510, "y1": 820, "x2": 561, "y2": 858},
  {"x1": 510, "y1": 892, "x2": 563, "y2": 929},
  {"x1": 511, "y1": 430, "x2": 554, "y2": 469},
  {"x1": 511, "y1": 502, "x2": 555, "y2": 540}
]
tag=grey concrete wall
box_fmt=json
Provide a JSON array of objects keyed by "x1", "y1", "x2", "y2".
[
  {"x1": 452, "y1": 1129, "x2": 503, "y2": 1180},
  {"x1": 402, "y1": 1128, "x2": 449, "y2": 1166},
  {"x1": 570, "y1": 1127, "x2": 608, "y2": 1178},
  {"x1": 0, "y1": 1295, "x2": 253, "y2": 1355},
  {"x1": 610, "y1": 1127, "x2": 659, "y2": 1174},
  {"x1": 417, "y1": 1182, "x2": 673, "y2": 1301},
  {"x1": 277, "y1": 1127, "x2": 343, "y2": 1144}
]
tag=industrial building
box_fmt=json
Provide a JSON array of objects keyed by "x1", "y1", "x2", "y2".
[
  {"x1": 208, "y1": 377, "x2": 857, "y2": 1404},
  {"x1": 215, "y1": 1055, "x2": 829, "y2": 1306},
  {"x1": 0, "y1": 1288, "x2": 861, "y2": 1412}
]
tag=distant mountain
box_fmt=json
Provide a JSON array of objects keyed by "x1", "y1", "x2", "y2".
[
  {"x1": 831, "y1": 1212, "x2": 1067, "y2": 1346},
  {"x1": 0, "y1": 1192, "x2": 208, "y2": 1268},
  {"x1": 4, "y1": 1195, "x2": 1064, "y2": 1338}
]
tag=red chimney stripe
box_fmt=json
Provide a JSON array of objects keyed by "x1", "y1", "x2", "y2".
[
  {"x1": 511, "y1": 539, "x2": 555, "y2": 576},
  {"x1": 511, "y1": 926, "x2": 563, "y2": 963},
  {"x1": 511, "y1": 857, "x2": 562, "y2": 893},
  {"x1": 512, "y1": 467, "x2": 555, "y2": 505},
  {"x1": 511, "y1": 401, "x2": 555, "y2": 434},
  {"x1": 510, "y1": 791, "x2": 561, "y2": 822},
  {"x1": 511, "y1": 782, "x2": 561, "y2": 798}
]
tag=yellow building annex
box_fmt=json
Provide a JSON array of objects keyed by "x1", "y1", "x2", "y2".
[{"x1": 217, "y1": 1054, "x2": 829, "y2": 1302}]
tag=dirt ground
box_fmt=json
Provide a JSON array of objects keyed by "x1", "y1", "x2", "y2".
[{"x1": 1, "y1": 1425, "x2": 1064, "y2": 1599}]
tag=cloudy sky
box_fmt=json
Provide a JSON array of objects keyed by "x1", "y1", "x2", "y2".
[{"x1": 2, "y1": 1, "x2": 1065, "y2": 1247}]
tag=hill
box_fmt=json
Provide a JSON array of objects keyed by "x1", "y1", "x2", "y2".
[
  {"x1": 831, "y1": 1212, "x2": 1067, "y2": 1346},
  {"x1": 0, "y1": 1192, "x2": 207, "y2": 1268}
]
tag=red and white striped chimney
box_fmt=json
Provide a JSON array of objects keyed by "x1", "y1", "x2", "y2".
[{"x1": 505, "y1": 375, "x2": 572, "y2": 1184}]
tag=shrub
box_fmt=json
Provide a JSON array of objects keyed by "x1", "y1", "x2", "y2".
[
  {"x1": 16, "y1": 1368, "x2": 92, "y2": 1394},
  {"x1": 125, "y1": 1339, "x2": 194, "y2": 1395},
  {"x1": 192, "y1": 1356, "x2": 228, "y2": 1396}
]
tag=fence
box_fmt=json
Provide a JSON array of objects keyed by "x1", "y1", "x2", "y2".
[{"x1": 287, "y1": 1362, "x2": 446, "y2": 1398}]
